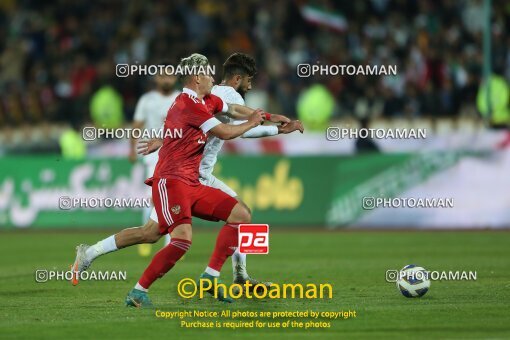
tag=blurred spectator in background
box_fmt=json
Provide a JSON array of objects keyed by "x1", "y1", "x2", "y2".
[
  {"x1": 90, "y1": 83, "x2": 124, "y2": 129},
  {"x1": 59, "y1": 120, "x2": 86, "y2": 160},
  {"x1": 0, "y1": 0, "x2": 509, "y2": 152},
  {"x1": 297, "y1": 84, "x2": 335, "y2": 131},
  {"x1": 477, "y1": 73, "x2": 510, "y2": 127},
  {"x1": 355, "y1": 117, "x2": 380, "y2": 154}
]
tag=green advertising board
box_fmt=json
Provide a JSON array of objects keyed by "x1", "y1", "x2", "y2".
[
  {"x1": 0, "y1": 152, "x2": 471, "y2": 229},
  {"x1": 0, "y1": 155, "x2": 340, "y2": 229},
  {"x1": 0, "y1": 156, "x2": 148, "y2": 228},
  {"x1": 325, "y1": 152, "x2": 463, "y2": 227},
  {"x1": 206, "y1": 156, "x2": 340, "y2": 226}
]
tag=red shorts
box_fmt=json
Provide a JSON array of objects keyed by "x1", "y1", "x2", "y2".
[{"x1": 150, "y1": 178, "x2": 238, "y2": 234}]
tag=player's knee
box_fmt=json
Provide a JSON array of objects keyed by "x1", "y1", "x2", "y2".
[
  {"x1": 171, "y1": 223, "x2": 192, "y2": 241},
  {"x1": 240, "y1": 201, "x2": 252, "y2": 216},
  {"x1": 242, "y1": 208, "x2": 252, "y2": 223},
  {"x1": 228, "y1": 203, "x2": 251, "y2": 223}
]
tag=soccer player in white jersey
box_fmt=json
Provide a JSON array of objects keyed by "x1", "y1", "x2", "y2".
[{"x1": 129, "y1": 62, "x2": 180, "y2": 256}]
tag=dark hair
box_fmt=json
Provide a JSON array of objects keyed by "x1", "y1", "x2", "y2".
[{"x1": 223, "y1": 53, "x2": 257, "y2": 79}]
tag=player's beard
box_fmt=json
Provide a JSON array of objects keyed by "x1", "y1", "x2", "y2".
[{"x1": 237, "y1": 88, "x2": 246, "y2": 99}]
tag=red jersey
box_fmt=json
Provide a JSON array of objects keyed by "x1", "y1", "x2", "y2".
[{"x1": 148, "y1": 88, "x2": 227, "y2": 186}]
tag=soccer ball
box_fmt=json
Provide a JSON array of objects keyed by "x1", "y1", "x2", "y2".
[{"x1": 396, "y1": 264, "x2": 430, "y2": 298}]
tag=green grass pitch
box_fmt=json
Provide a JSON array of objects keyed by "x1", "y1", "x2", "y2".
[{"x1": 0, "y1": 230, "x2": 509, "y2": 339}]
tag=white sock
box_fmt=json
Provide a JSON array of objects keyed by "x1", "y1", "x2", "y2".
[
  {"x1": 164, "y1": 234, "x2": 171, "y2": 247},
  {"x1": 135, "y1": 282, "x2": 148, "y2": 292},
  {"x1": 205, "y1": 267, "x2": 220, "y2": 277},
  {"x1": 232, "y1": 249, "x2": 248, "y2": 279},
  {"x1": 85, "y1": 235, "x2": 118, "y2": 262}
]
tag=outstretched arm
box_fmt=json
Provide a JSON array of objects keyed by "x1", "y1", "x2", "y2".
[
  {"x1": 233, "y1": 119, "x2": 304, "y2": 138},
  {"x1": 225, "y1": 104, "x2": 291, "y2": 125},
  {"x1": 209, "y1": 110, "x2": 265, "y2": 140}
]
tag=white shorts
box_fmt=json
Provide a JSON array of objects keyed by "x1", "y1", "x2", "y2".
[
  {"x1": 199, "y1": 174, "x2": 238, "y2": 197},
  {"x1": 144, "y1": 160, "x2": 157, "y2": 179},
  {"x1": 149, "y1": 174, "x2": 238, "y2": 224},
  {"x1": 150, "y1": 207, "x2": 159, "y2": 222}
]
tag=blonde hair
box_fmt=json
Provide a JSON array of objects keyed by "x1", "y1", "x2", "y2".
[{"x1": 179, "y1": 53, "x2": 210, "y2": 83}]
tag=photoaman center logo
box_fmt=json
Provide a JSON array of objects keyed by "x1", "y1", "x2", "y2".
[{"x1": 238, "y1": 224, "x2": 269, "y2": 254}]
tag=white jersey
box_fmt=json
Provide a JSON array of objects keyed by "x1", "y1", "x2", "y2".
[
  {"x1": 134, "y1": 90, "x2": 180, "y2": 166},
  {"x1": 200, "y1": 85, "x2": 245, "y2": 177}
]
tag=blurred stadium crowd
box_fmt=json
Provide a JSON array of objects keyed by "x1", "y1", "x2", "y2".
[{"x1": 0, "y1": 0, "x2": 509, "y2": 152}]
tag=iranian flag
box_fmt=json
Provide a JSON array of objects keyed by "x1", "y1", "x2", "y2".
[{"x1": 300, "y1": 5, "x2": 348, "y2": 32}]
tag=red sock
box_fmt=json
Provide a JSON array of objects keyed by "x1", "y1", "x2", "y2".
[
  {"x1": 138, "y1": 238, "x2": 191, "y2": 289},
  {"x1": 207, "y1": 223, "x2": 239, "y2": 272}
]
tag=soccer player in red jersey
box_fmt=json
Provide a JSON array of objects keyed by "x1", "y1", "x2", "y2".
[
  {"x1": 123, "y1": 53, "x2": 271, "y2": 306},
  {"x1": 70, "y1": 54, "x2": 292, "y2": 301}
]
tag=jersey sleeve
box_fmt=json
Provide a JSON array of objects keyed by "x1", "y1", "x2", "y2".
[
  {"x1": 133, "y1": 95, "x2": 146, "y2": 122},
  {"x1": 209, "y1": 94, "x2": 229, "y2": 113},
  {"x1": 235, "y1": 121, "x2": 279, "y2": 138},
  {"x1": 187, "y1": 100, "x2": 222, "y2": 133}
]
